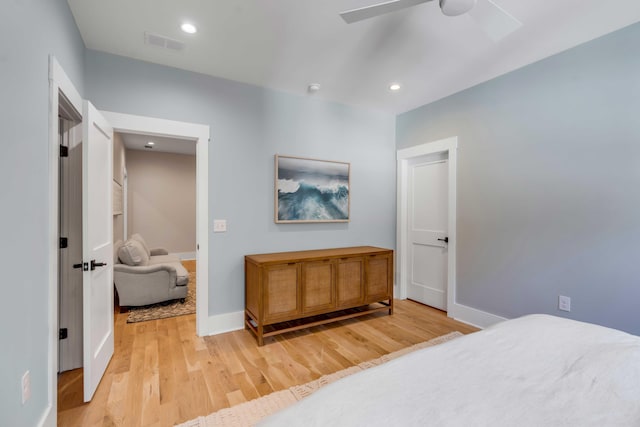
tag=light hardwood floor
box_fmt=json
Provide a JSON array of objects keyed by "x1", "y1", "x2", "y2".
[{"x1": 58, "y1": 271, "x2": 477, "y2": 426}]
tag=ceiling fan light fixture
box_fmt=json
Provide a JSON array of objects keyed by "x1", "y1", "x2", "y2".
[{"x1": 439, "y1": 0, "x2": 477, "y2": 16}]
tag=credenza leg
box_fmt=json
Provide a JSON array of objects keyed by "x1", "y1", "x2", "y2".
[{"x1": 257, "y1": 325, "x2": 264, "y2": 346}]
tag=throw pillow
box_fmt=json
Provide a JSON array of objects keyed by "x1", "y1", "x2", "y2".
[
  {"x1": 118, "y1": 239, "x2": 150, "y2": 266},
  {"x1": 130, "y1": 233, "x2": 151, "y2": 256}
]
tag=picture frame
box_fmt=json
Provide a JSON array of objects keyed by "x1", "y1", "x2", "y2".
[{"x1": 275, "y1": 155, "x2": 350, "y2": 223}]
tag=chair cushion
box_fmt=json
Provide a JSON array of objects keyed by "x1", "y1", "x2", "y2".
[
  {"x1": 130, "y1": 233, "x2": 151, "y2": 256},
  {"x1": 118, "y1": 239, "x2": 150, "y2": 266}
]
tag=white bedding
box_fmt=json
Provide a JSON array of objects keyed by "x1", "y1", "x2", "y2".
[{"x1": 258, "y1": 315, "x2": 640, "y2": 426}]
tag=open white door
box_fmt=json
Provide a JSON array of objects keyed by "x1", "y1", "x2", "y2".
[{"x1": 82, "y1": 101, "x2": 114, "y2": 402}]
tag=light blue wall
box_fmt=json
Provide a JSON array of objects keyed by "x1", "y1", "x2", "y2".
[
  {"x1": 397, "y1": 23, "x2": 640, "y2": 334},
  {"x1": 0, "y1": 0, "x2": 85, "y2": 425},
  {"x1": 84, "y1": 51, "x2": 397, "y2": 315}
]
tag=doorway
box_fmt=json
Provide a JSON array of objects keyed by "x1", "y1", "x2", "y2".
[
  {"x1": 102, "y1": 111, "x2": 209, "y2": 337},
  {"x1": 48, "y1": 57, "x2": 210, "y2": 422},
  {"x1": 396, "y1": 137, "x2": 458, "y2": 312}
]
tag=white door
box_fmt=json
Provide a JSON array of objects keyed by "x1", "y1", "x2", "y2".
[
  {"x1": 407, "y1": 155, "x2": 449, "y2": 310},
  {"x1": 82, "y1": 101, "x2": 114, "y2": 402}
]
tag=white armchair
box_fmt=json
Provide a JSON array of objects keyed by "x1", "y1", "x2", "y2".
[{"x1": 113, "y1": 234, "x2": 189, "y2": 306}]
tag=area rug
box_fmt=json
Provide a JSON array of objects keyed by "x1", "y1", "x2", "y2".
[
  {"x1": 176, "y1": 331, "x2": 463, "y2": 427},
  {"x1": 126, "y1": 270, "x2": 196, "y2": 323}
]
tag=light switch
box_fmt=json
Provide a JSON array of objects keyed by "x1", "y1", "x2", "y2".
[{"x1": 213, "y1": 219, "x2": 227, "y2": 233}]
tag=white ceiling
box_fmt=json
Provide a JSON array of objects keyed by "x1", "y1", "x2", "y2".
[
  {"x1": 120, "y1": 132, "x2": 196, "y2": 155},
  {"x1": 67, "y1": 0, "x2": 640, "y2": 114}
]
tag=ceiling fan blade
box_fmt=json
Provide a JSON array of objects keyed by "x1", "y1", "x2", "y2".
[
  {"x1": 340, "y1": 0, "x2": 432, "y2": 24},
  {"x1": 468, "y1": 0, "x2": 522, "y2": 41}
]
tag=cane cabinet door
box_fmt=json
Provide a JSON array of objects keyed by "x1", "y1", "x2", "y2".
[
  {"x1": 302, "y1": 259, "x2": 336, "y2": 314},
  {"x1": 364, "y1": 253, "x2": 392, "y2": 303},
  {"x1": 264, "y1": 263, "x2": 300, "y2": 323},
  {"x1": 337, "y1": 257, "x2": 364, "y2": 308}
]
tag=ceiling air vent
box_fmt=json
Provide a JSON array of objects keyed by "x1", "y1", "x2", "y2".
[{"x1": 144, "y1": 32, "x2": 185, "y2": 52}]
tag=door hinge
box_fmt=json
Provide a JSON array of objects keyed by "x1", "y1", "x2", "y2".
[
  {"x1": 59, "y1": 328, "x2": 68, "y2": 340},
  {"x1": 59, "y1": 237, "x2": 68, "y2": 249},
  {"x1": 59, "y1": 145, "x2": 69, "y2": 158}
]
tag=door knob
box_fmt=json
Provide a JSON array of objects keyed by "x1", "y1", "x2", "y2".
[
  {"x1": 437, "y1": 237, "x2": 449, "y2": 243},
  {"x1": 90, "y1": 260, "x2": 108, "y2": 271},
  {"x1": 73, "y1": 262, "x2": 89, "y2": 271}
]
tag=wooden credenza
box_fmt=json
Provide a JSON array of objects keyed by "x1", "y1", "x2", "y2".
[{"x1": 245, "y1": 246, "x2": 393, "y2": 345}]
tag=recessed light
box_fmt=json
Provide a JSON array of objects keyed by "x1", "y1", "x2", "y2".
[
  {"x1": 308, "y1": 83, "x2": 321, "y2": 93},
  {"x1": 181, "y1": 23, "x2": 197, "y2": 34},
  {"x1": 147, "y1": 141, "x2": 155, "y2": 146},
  {"x1": 389, "y1": 83, "x2": 401, "y2": 91}
]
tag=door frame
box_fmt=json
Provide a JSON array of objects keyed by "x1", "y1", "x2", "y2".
[
  {"x1": 46, "y1": 56, "x2": 84, "y2": 427},
  {"x1": 123, "y1": 167, "x2": 128, "y2": 241},
  {"x1": 396, "y1": 137, "x2": 458, "y2": 313},
  {"x1": 102, "y1": 111, "x2": 209, "y2": 337},
  {"x1": 47, "y1": 56, "x2": 210, "y2": 427},
  {"x1": 58, "y1": 112, "x2": 83, "y2": 373}
]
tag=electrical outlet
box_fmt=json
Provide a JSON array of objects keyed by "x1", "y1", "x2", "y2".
[
  {"x1": 558, "y1": 295, "x2": 571, "y2": 312},
  {"x1": 213, "y1": 219, "x2": 227, "y2": 233},
  {"x1": 21, "y1": 371, "x2": 31, "y2": 405}
]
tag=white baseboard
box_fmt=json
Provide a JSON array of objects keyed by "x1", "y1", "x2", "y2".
[
  {"x1": 175, "y1": 252, "x2": 196, "y2": 260},
  {"x1": 205, "y1": 310, "x2": 245, "y2": 336},
  {"x1": 38, "y1": 404, "x2": 54, "y2": 427},
  {"x1": 448, "y1": 302, "x2": 508, "y2": 329}
]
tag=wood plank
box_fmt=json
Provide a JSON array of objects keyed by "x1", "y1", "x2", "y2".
[
  {"x1": 141, "y1": 337, "x2": 160, "y2": 426},
  {"x1": 105, "y1": 372, "x2": 128, "y2": 426}
]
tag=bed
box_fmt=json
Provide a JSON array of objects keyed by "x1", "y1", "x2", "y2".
[{"x1": 258, "y1": 314, "x2": 640, "y2": 426}]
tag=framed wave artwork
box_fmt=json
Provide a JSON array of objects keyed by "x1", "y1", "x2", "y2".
[{"x1": 275, "y1": 155, "x2": 350, "y2": 223}]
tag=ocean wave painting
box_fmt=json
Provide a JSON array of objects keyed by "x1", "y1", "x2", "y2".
[{"x1": 275, "y1": 155, "x2": 350, "y2": 223}]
